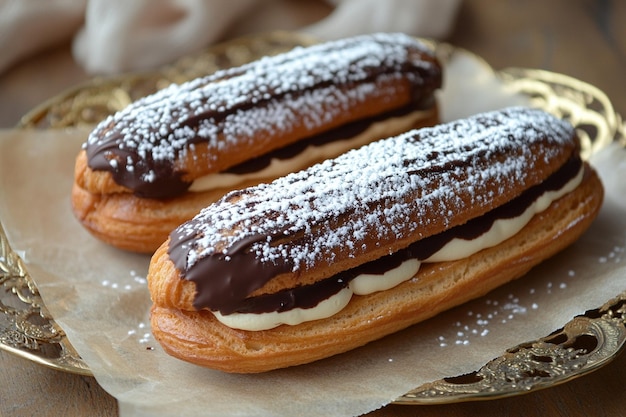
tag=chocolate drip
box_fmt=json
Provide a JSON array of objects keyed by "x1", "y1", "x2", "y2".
[
  {"x1": 86, "y1": 142, "x2": 190, "y2": 198},
  {"x1": 175, "y1": 155, "x2": 582, "y2": 315},
  {"x1": 84, "y1": 34, "x2": 441, "y2": 199},
  {"x1": 405, "y1": 154, "x2": 582, "y2": 260},
  {"x1": 224, "y1": 104, "x2": 420, "y2": 175},
  {"x1": 232, "y1": 276, "x2": 347, "y2": 315},
  {"x1": 169, "y1": 230, "x2": 295, "y2": 313}
]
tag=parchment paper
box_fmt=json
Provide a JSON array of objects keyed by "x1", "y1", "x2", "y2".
[{"x1": 0, "y1": 50, "x2": 624, "y2": 417}]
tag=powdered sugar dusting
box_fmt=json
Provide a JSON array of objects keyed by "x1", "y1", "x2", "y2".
[
  {"x1": 84, "y1": 33, "x2": 437, "y2": 191},
  {"x1": 174, "y1": 107, "x2": 574, "y2": 274}
]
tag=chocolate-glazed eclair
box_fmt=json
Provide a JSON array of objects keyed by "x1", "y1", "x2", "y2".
[
  {"x1": 147, "y1": 107, "x2": 604, "y2": 373},
  {"x1": 71, "y1": 33, "x2": 442, "y2": 253}
]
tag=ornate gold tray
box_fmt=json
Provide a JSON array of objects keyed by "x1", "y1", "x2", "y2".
[{"x1": 2, "y1": 32, "x2": 626, "y2": 404}]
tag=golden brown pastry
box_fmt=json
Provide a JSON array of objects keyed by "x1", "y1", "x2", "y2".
[
  {"x1": 147, "y1": 107, "x2": 604, "y2": 373},
  {"x1": 71, "y1": 33, "x2": 442, "y2": 253}
]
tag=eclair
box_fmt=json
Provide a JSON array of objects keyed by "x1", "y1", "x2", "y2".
[
  {"x1": 71, "y1": 33, "x2": 442, "y2": 253},
  {"x1": 147, "y1": 107, "x2": 604, "y2": 373}
]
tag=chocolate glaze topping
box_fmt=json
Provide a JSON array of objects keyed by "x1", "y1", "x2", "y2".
[
  {"x1": 83, "y1": 33, "x2": 441, "y2": 199},
  {"x1": 224, "y1": 104, "x2": 419, "y2": 175},
  {"x1": 181, "y1": 155, "x2": 582, "y2": 315},
  {"x1": 167, "y1": 107, "x2": 578, "y2": 314}
]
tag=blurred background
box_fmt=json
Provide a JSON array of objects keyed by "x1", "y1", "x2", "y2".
[
  {"x1": 0, "y1": 0, "x2": 624, "y2": 128},
  {"x1": 1, "y1": 1, "x2": 625, "y2": 416}
]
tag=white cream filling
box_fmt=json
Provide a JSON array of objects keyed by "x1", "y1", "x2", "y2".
[
  {"x1": 424, "y1": 166, "x2": 584, "y2": 262},
  {"x1": 188, "y1": 109, "x2": 432, "y2": 192},
  {"x1": 212, "y1": 165, "x2": 584, "y2": 331},
  {"x1": 348, "y1": 258, "x2": 421, "y2": 295},
  {"x1": 213, "y1": 288, "x2": 353, "y2": 331}
]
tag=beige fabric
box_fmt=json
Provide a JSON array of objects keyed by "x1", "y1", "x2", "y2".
[
  {"x1": 0, "y1": 0, "x2": 85, "y2": 73},
  {"x1": 0, "y1": 0, "x2": 460, "y2": 74}
]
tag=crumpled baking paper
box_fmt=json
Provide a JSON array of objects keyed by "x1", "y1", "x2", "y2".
[{"x1": 0, "y1": 49, "x2": 624, "y2": 417}]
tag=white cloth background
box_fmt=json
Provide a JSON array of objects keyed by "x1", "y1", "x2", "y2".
[{"x1": 0, "y1": 0, "x2": 460, "y2": 75}]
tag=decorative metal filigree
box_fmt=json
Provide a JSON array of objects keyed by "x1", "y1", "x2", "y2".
[
  {"x1": 6, "y1": 31, "x2": 316, "y2": 376},
  {"x1": 3, "y1": 33, "x2": 626, "y2": 401},
  {"x1": 498, "y1": 67, "x2": 626, "y2": 158},
  {"x1": 395, "y1": 292, "x2": 626, "y2": 403},
  {"x1": 392, "y1": 54, "x2": 626, "y2": 405},
  {"x1": 0, "y1": 222, "x2": 90, "y2": 374}
]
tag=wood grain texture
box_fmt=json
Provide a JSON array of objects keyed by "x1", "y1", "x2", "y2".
[
  {"x1": 0, "y1": 0, "x2": 624, "y2": 416},
  {"x1": 0, "y1": 350, "x2": 117, "y2": 417}
]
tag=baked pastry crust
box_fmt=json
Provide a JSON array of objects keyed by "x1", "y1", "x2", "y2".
[
  {"x1": 149, "y1": 165, "x2": 603, "y2": 372},
  {"x1": 71, "y1": 33, "x2": 442, "y2": 253},
  {"x1": 155, "y1": 107, "x2": 580, "y2": 308},
  {"x1": 147, "y1": 107, "x2": 604, "y2": 372}
]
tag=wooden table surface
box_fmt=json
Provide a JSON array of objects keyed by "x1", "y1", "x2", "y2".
[{"x1": 1, "y1": 1, "x2": 624, "y2": 416}]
